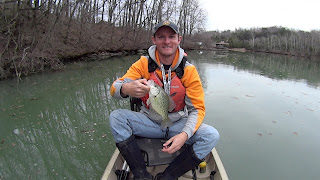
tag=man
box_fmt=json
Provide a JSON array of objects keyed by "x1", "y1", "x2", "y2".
[{"x1": 109, "y1": 20, "x2": 220, "y2": 180}]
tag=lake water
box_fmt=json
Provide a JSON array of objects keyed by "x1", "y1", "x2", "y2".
[{"x1": 0, "y1": 51, "x2": 319, "y2": 180}]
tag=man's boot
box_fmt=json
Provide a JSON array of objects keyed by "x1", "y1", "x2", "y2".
[
  {"x1": 116, "y1": 135, "x2": 153, "y2": 180},
  {"x1": 154, "y1": 145, "x2": 202, "y2": 180}
]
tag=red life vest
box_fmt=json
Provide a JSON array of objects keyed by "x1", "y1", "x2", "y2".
[{"x1": 141, "y1": 71, "x2": 186, "y2": 112}]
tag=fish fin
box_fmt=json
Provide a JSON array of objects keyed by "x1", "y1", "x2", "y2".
[
  {"x1": 168, "y1": 97, "x2": 176, "y2": 112},
  {"x1": 161, "y1": 117, "x2": 172, "y2": 129},
  {"x1": 146, "y1": 98, "x2": 150, "y2": 106}
]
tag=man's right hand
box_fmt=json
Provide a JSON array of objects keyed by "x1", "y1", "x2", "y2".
[{"x1": 120, "y1": 79, "x2": 150, "y2": 98}]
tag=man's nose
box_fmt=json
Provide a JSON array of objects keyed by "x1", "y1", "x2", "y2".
[{"x1": 164, "y1": 37, "x2": 170, "y2": 43}]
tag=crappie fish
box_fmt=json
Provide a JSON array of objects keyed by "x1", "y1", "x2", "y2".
[{"x1": 147, "y1": 80, "x2": 175, "y2": 129}]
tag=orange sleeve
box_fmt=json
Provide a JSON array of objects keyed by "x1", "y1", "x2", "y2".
[
  {"x1": 110, "y1": 56, "x2": 150, "y2": 98},
  {"x1": 181, "y1": 65, "x2": 205, "y2": 134}
]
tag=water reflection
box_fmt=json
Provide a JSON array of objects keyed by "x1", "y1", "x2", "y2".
[
  {"x1": 0, "y1": 56, "x2": 137, "y2": 179},
  {"x1": 0, "y1": 52, "x2": 319, "y2": 179},
  {"x1": 189, "y1": 51, "x2": 320, "y2": 88},
  {"x1": 188, "y1": 51, "x2": 320, "y2": 180}
]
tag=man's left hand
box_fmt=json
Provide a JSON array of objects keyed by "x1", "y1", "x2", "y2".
[{"x1": 162, "y1": 132, "x2": 188, "y2": 154}]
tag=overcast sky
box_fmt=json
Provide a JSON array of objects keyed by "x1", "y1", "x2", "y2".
[{"x1": 199, "y1": 0, "x2": 320, "y2": 32}]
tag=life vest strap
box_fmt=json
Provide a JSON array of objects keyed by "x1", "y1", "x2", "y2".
[{"x1": 147, "y1": 56, "x2": 187, "y2": 79}]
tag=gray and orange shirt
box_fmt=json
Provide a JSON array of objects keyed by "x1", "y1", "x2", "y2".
[{"x1": 110, "y1": 45, "x2": 205, "y2": 139}]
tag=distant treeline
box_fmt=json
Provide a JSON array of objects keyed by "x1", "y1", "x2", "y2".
[
  {"x1": 211, "y1": 27, "x2": 320, "y2": 58},
  {"x1": 1, "y1": 1, "x2": 319, "y2": 80},
  {"x1": 0, "y1": 0, "x2": 206, "y2": 80}
]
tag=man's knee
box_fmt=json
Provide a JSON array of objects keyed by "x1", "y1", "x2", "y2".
[
  {"x1": 199, "y1": 125, "x2": 220, "y2": 147},
  {"x1": 109, "y1": 109, "x2": 128, "y2": 127},
  {"x1": 208, "y1": 127, "x2": 220, "y2": 147}
]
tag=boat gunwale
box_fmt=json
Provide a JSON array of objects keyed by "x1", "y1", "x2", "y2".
[{"x1": 101, "y1": 147, "x2": 229, "y2": 180}]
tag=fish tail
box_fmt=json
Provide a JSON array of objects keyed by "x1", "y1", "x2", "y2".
[{"x1": 161, "y1": 117, "x2": 172, "y2": 129}]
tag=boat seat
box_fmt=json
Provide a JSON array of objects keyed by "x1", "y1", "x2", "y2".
[
  {"x1": 130, "y1": 97, "x2": 186, "y2": 166},
  {"x1": 136, "y1": 136, "x2": 186, "y2": 166}
]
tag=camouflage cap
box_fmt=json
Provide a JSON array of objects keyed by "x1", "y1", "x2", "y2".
[{"x1": 153, "y1": 20, "x2": 179, "y2": 34}]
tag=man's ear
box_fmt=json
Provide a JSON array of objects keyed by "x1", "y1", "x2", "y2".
[
  {"x1": 178, "y1": 35, "x2": 182, "y2": 44},
  {"x1": 152, "y1": 36, "x2": 156, "y2": 44}
]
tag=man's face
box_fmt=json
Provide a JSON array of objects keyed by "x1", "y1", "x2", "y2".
[{"x1": 152, "y1": 26, "x2": 181, "y2": 58}]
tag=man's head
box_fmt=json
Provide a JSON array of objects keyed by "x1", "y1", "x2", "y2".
[
  {"x1": 152, "y1": 21, "x2": 181, "y2": 61},
  {"x1": 153, "y1": 20, "x2": 179, "y2": 35}
]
